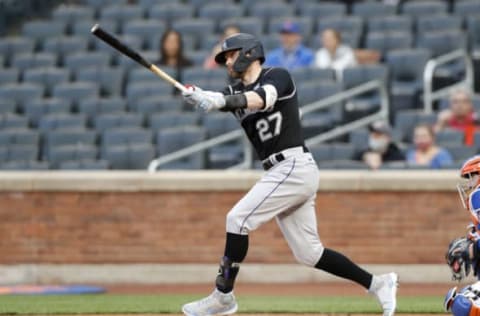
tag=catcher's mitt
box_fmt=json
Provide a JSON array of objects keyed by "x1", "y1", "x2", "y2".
[{"x1": 446, "y1": 237, "x2": 473, "y2": 281}]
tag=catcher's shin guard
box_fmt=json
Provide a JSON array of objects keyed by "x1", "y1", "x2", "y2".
[{"x1": 216, "y1": 256, "x2": 240, "y2": 293}]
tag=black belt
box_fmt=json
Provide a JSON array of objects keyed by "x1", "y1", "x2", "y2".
[{"x1": 262, "y1": 146, "x2": 309, "y2": 171}]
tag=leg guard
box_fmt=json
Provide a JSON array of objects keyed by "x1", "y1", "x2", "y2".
[{"x1": 216, "y1": 256, "x2": 240, "y2": 294}]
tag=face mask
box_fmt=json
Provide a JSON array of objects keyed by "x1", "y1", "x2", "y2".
[
  {"x1": 369, "y1": 137, "x2": 389, "y2": 153},
  {"x1": 415, "y1": 141, "x2": 432, "y2": 151}
]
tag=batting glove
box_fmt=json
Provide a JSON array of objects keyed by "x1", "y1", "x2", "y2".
[{"x1": 182, "y1": 87, "x2": 225, "y2": 112}]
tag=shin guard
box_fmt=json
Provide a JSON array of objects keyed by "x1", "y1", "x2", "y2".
[{"x1": 215, "y1": 256, "x2": 240, "y2": 293}]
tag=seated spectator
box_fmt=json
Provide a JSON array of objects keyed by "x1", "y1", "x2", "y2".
[
  {"x1": 434, "y1": 88, "x2": 478, "y2": 146},
  {"x1": 264, "y1": 21, "x2": 314, "y2": 70},
  {"x1": 156, "y1": 29, "x2": 193, "y2": 94},
  {"x1": 407, "y1": 124, "x2": 454, "y2": 169},
  {"x1": 353, "y1": 120, "x2": 405, "y2": 170},
  {"x1": 203, "y1": 25, "x2": 240, "y2": 70},
  {"x1": 314, "y1": 28, "x2": 357, "y2": 80}
]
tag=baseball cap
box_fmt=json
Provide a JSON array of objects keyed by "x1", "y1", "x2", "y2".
[
  {"x1": 280, "y1": 21, "x2": 300, "y2": 34},
  {"x1": 368, "y1": 120, "x2": 392, "y2": 135}
]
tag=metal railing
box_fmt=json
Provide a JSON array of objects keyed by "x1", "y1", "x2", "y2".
[
  {"x1": 423, "y1": 49, "x2": 474, "y2": 114},
  {"x1": 148, "y1": 79, "x2": 389, "y2": 172}
]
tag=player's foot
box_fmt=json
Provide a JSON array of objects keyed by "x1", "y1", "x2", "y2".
[
  {"x1": 182, "y1": 288, "x2": 238, "y2": 316},
  {"x1": 369, "y1": 272, "x2": 398, "y2": 316}
]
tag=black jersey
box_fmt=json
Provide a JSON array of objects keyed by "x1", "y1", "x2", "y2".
[{"x1": 222, "y1": 67, "x2": 305, "y2": 161}]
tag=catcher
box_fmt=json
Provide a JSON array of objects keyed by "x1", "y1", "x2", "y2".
[{"x1": 445, "y1": 155, "x2": 480, "y2": 316}]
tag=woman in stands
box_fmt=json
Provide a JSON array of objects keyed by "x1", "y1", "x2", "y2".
[
  {"x1": 406, "y1": 123, "x2": 454, "y2": 169},
  {"x1": 157, "y1": 29, "x2": 193, "y2": 94}
]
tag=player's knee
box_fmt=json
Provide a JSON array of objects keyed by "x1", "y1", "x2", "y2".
[
  {"x1": 226, "y1": 210, "x2": 245, "y2": 234},
  {"x1": 292, "y1": 244, "x2": 324, "y2": 267}
]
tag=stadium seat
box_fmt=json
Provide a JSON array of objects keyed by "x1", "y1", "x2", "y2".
[
  {"x1": 5, "y1": 144, "x2": 39, "y2": 162},
  {"x1": 0, "y1": 99, "x2": 16, "y2": 114},
  {"x1": 443, "y1": 143, "x2": 476, "y2": 163},
  {"x1": 78, "y1": 97, "x2": 127, "y2": 125},
  {"x1": 172, "y1": 19, "x2": 216, "y2": 39},
  {"x1": 148, "y1": 112, "x2": 198, "y2": 132},
  {"x1": 100, "y1": 4, "x2": 145, "y2": 32},
  {"x1": 0, "y1": 37, "x2": 35, "y2": 66},
  {"x1": 189, "y1": 0, "x2": 235, "y2": 11},
  {"x1": 267, "y1": 17, "x2": 314, "y2": 38},
  {"x1": 367, "y1": 15, "x2": 413, "y2": 36},
  {"x1": 435, "y1": 128, "x2": 465, "y2": 146},
  {"x1": 416, "y1": 15, "x2": 463, "y2": 39},
  {"x1": 44, "y1": 128, "x2": 97, "y2": 153},
  {"x1": 250, "y1": 3, "x2": 295, "y2": 31},
  {"x1": 467, "y1": 16, "x2": 480, "y2": 53},
  {"x1": 186, "y1": 50, "x2": 210, "y2": 67},
  {"x1": 126, "y1": 82, "x2": 174, "y2": 103},
  {"x1": 401, "y1": 1, "x2": 448, "y2": 17},
  {"x1": 0, "y1": 68, "x2": 20, "y2": 86},
  {"x1": 23, "y1": 98, "x2": 72, "y2": 127},
  {"x1": 393, "y1": 110, "x2": 437, "y2": 142},
  {"x1": 52, "y1": 5, "x2": 95, "y2": 31},
  {"x1": 317, "y1": 16, "x2": 364, "y2": 43},
  {"x1": 298, "y1": 2, "x2": 346, "y2": 21},
  {"x1": 0, "y1": 83, "x2": 44, "y2": 109},
  {"x1": 118, "y1": 49, "x2": 158, "y2": 70},
  {"x1": 129, "y1": 95, "x2": 184, "y2": 114},
  {"x1": 59, "y1": 159, "x2": 110, "y2": 170},
  {"x1": 75, "y1": 66, "x2": 125, "y2": 97},
  {"x1": 0, "y1": 128, "x2": 39, "y2": 146},
  {"x1": 52, "y1": 82, "x2": 99, "y2": 107},
  {"x1": 291, "y1": 68, "x2": 336, "y2": 85},
  {"x1": 101, "y1": 127, "x2": 153, "y2": 151},
  {"x1": 155, "y1": 126, "x2": 207, "y2": 169},
  {"x1": 22, "y1": 20, "x2": 67, "y2": 49},
  {"x1": 260, "y1": 33, "x2": 282, "y2": 51},
  {"x1": 71, "y1": 20, "x2": 116, "y2": 47},
  {"x1": 352, "y1": 2, "x2": 397, "y2": 18},
  {"x1": 365, "y1": 32, "x2": 413, "y2": 59},
  {"x1": 123, "y1": 20, "x2": 167, "y2": 50},
  {"x1": 149, "y1": 3, "x2": 195, "y2": 25},
  {"x1": 43, "y1": 36, "x2": 88, "y2": 65},
  {"x1": 48, "y1": 144, "x2": 98, "y2": 169},
  {"x1": 453, "y1": 0, "x2": 480, "y2": 18},
  {"x1": 0, "y1": 114, "x2": 29, "y2": 130},
  {"x1": 11, "y1": 53, "x2": 57, "y2": 73},
  {"x1": 93, "y1": 112, "x2": 144, "y2": 132},
  {"x1": 198, "y1": 3, "x2": 244, "y2": 32},
  {"x1": 102, "y1": 143, "x2": 155, "y2": 169},
  {"x1": 0, "y1": 160, "x2": 49, "y2": 170},
  {"x1": 23, "y1": 67, "x2": 70, "y2": 97},
  {"x1": 219, "y1": 17, "x2": 264, "y2": 37},
  {"x1": 317, "y1": 159, "x2": 369, "y2": 170},
  {"x1": 349, "y1": 128, "x2": 369, "y2": 152},
  {"x1": 38, "y1": 113, "x2": 87, "y2": 132},
  {"x1": 64, "y1": 52, "x2": 111, "y2": 72},
  {"x1": 202, "y1": 113, "x2": 240, "y2": 138}
]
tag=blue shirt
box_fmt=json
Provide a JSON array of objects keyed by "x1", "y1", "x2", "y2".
[
  {"x1": 264, "y1": 44, "x2": 314, "y2": 71},
  {"x1": 406, "y1": 147, "x2": 454, "y2": 168}
]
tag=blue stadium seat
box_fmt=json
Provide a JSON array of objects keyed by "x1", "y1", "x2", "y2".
[
  {"x1": 52, "y1": 82, "x2": 99, "y2": 107},
  {"x1": 260, "y1": 33, "x2": 282, "y2": 51},
  {"x1": 148, "y1": 112, "x2": 198, "y2": 131},
  {"x1": 250, "y1": 2, "x2": 295, "y2": 31},
  {"x1": 352, "y1": 2, "x2": 397, "y2": 18},
  {"x1": 317, "y1": 16, "x2": 364, "y2": 43},
  {"x1": 23, "y1": 98, "x2": 72, "y2": 127},
  {"x1": 207, "y1": 144, "x2": 244, "y2": 169},
  {"x1": 198, "y1": 3, "x2": 244, "y2": 32},
  {"x1": 466, "y1": 16, "x2": 480, "y2": 52},
  {"x1": 123, "y1": 20, "x2": 167, "y2": 50},
  {"x1": 5, "y1": 144, "x2": 39, "y2": 162},
  {"x1": 22, "y1": 20, "x2": 67, "y2": 49},
  {"x1": 43, "y1": 128, "x2": 97, "y2": 161},
  {"x1": 298, "y1": 2, "x2": 346, "y2": 21},
  {"x1": 102, "y1": 143, "x2": 154, "y2": 169},
  {"x1": 100, "y1": 4, "x2": 145, "y2": 31},
  {"x1": 291, "y1": 68, "x2": 336, "y2": 85},
  {"x1": 118, "y1": 49, "x2": 158, "y2": 70},
  {"x1": 401, "y1": 1, "x2": 448, "y2": 17},
  {"x1": 78, "y1": 97, "x2": 127, "y2": 125},
  {"x1": 349, "y1": 128, "x2": 369, "y2": 152},
  {"x1": 172, "y1": 19, "x2": 216, "y2": 39},
  {"x1": 0, "y1": 128, "x2": 39, "y2": 146},
  {"x1": 365, "y1": 32, "x2": 413, "y2": 58},
  {"x1": 23, "y1": 67, "x2": 70, "y2": 97},
  {"x1": 38, "y1": 113, "x2": 87, "y2": 132},
  {"x1": 393, "y1": 110, "x2": 436, "y2": 142},
  {"x1": 11, "y1": 53, "x2": 57, "y2": 73},
  {"x1": 454, "y1": 0, "x2": 480, "y2": 18},
  {"x1": 0, "y1": 68, "x2": 20, "y2": 86},
  {"x1": 186, "y1": 50, "x2": 210, "y2": 67},
  {"x1": 443, "y1": 144, "x2": 476, "y2": 163},
  {"x1": 0, "y1": 99, "x2": 16, "y2": 114},
  {"x1": 417, "y1": 31, "x2": 467, "y2": 57},
  {"x1": 43, "y1": 36, "x2": 88, "y2": 65},
  {"x1": 59, "y1": 159, "x2": 109, "y2": 170},
  {"x1": 149, "y1": 3, "x2": 195, "y2": 25},
  {"x1": 367, "y1": 15, "x2": 413, "y2": 34},
  {"x1": 435, "y1": 128, "x2": 465, "y2": 146},
  {"x1": 0, "y1": 114, "x2": 29, "y2": 130},
  {"x1": 64, "y1": 51, "x2": 111, "y2": 72},
  {"x1": 219, "y1": 17, "x2": 264, "y2": 37},
  {"x1": 48, "y1": 144, "x2": 98, "y2": 169},
  {"x1": 0, "y1": 160, "x2": 49, "y2": 170},
  {"x1": 126, "y1": 82, "x2": 174, "y2": 103},
  {"x1": 267, "y1": 17, "x2": 313, "y2": 38},
  {"x1": 75, "y1": 66, "x2": 125, "y2": 97},
  {"x1": 129, "y1": 95, "x2": 184, "y2": 114},
  {"x1": 93, "y1": 112, "x2": 144, "y2": 132},
  {"x1": 52, "y1": 5, "x2": 95, "y2": 31},
  {"x1": 416, "y1": 15, "x2": 463, "y2": 39},
  {"x1": 71, "y1": 20, "x2": 116, "y2": 47},
  {"x1": 101, "y1": 127, "x2": 152, "y2": 147},
  {"x1": 202, "y1": 113, "x2": 240, "y2": 138},
  {"x1": 0, "y1": 83, "x2": 44, "y2": 109},
  {"x1": 0, "y1": 37, "x2": 35, "y2": 66},
  {"x1": 156, "y1": 126, "x2": 206, "y2": 169}
]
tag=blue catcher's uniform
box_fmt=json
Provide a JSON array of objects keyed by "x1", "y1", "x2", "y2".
[{"x1": 445, "y1": 282, "x2": 480, "y2": 316}]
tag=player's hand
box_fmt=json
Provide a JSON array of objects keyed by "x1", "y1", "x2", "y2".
[{"x1": 182, "y1": 87, "x2": 226, "y2": 112}]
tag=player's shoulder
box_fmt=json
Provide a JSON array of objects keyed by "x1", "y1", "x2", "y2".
[
  {"x1": 470, "y1": 189, "x2": 480, "y2": 210},
  {"x1": 262, "y1": 67, "x2": 293, "y2": 81}
]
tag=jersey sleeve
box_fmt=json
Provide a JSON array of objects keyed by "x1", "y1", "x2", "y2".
[
  {"x1": 258, "y1": 67, "x2": 295, "y2": 99},
  {"x1": 469, "y1": 190, "x2": 480, "y2": 213}
]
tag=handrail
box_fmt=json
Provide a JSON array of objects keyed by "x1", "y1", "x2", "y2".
[
  {"x1": 148, "y1": 79, "x2": 389, "y2": 172},
  {"x1": 423, "y1": 49, "x2": 474, "y2": 114}
]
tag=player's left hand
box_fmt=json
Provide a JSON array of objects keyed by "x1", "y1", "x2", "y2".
[{"x1": 182, "y1": 88, "x2": 225, "y2": 112}]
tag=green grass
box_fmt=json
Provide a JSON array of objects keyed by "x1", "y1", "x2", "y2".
[{"x1": 0, "y1": 294, "x2": 444, "y2": 314}]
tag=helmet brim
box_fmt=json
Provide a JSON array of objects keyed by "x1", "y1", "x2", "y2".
[{"x1": 214, "y1": 48, "x2": 239, "y2": 65}]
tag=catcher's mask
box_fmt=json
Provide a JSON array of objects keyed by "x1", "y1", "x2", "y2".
[
  {"x1": 458, "y1": 155, "x2": 480, "y2": 223},
  {"x1": 446, "y1": 237, "x2": 471, "y2": 281},
  {"x1": 214, "y1": 33, "x2": 265, "y2": 73}
]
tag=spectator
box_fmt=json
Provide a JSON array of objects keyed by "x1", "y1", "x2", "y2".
[
  {"x1": 264, "y1": 21, "x2": 314, "y2": 70},
  {"x1": 434, "y1": 88, "x2": 478, "y2": 146},
  {"x1": 353, "y1": 120, "x2": 405, "y2": 170},
  {"x1": 406, "y1": 124, "x2": 454, "y2": 169},
  {"x1": 204, "y1": 25, "x2": 240, "y2": 70},
  {"x1": 156, "y1": 29, "x2": 193, "y2": 93},
  {"x1": 314, "y1": 28, "x2": 357, "y2": 80}
]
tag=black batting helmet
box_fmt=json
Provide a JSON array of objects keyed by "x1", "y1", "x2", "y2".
[{"x1": 214, "y1": 33, "x2": 265, "y2": 73}]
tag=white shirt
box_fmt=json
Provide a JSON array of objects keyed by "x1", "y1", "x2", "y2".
[{"x1": 314, "y1": 45, "x2": 357, "y2": 80}]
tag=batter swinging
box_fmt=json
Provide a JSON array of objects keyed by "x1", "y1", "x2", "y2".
[{"x1": 181, "y1": 33, "x2": 398, "y2": 316}]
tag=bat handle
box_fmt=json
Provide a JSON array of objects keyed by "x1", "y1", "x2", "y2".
[{"x1": 149, "y1": 64, "x2": 188, "y2": 93}]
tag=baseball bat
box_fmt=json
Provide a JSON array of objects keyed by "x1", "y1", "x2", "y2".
[{"x1": 90, "y1": 24, "x2": 188, "y2": 93}]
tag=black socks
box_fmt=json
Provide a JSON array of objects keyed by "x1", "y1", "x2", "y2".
[{"x1": 216, "y1": 233, "x2": 249, "y2": 293}]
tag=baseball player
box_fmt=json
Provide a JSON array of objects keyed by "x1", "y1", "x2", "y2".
[
  {"x1": 181, "y1": 33, "x2": 398, "y2": 316},
  {"x1": 445, "y1": 155, "x2": 480, "y2": 316}
]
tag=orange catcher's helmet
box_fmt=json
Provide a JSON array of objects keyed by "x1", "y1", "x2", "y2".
[{"x1": 458, "y1": 155, "x2": 480, "y2": 224}]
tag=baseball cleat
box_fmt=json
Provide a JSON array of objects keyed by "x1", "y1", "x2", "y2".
[
  {"x1": 369, "y1": 272, "x2": 398, "y2": 316},
  {"x1": 182, "y1": 288, "x2": 238, "y2": 316}
]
